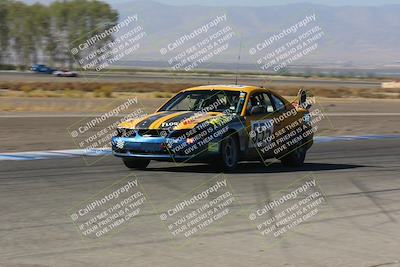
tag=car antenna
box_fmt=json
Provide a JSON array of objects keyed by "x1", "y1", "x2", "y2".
[{"x1": 235, "y1": 37, "x2": 243, "y2": 85}]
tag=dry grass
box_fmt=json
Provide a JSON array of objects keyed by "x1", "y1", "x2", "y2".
[
  {"x1": 0, "y1": 81, "x2": 198, "y2": 93},
  {"x1": 269, "y1": 86, "x2": 400, "y2": 99},
  {"x1": 0, "y1": 81, "x2": 399, "y2": 99}
]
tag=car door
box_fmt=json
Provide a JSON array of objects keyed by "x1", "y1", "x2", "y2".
[
  {"x1": 269, "y1": 93, "x2": 303, "y2": 157},
  {"x1": 244, "y1": 91, "x2": 275, "y2": 156}
]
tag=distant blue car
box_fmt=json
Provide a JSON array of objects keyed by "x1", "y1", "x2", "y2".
[{"x1": 31, "y1": 64, "x2": 56, "y2": 74}]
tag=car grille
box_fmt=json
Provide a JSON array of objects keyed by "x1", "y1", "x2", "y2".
[{"x1": 137, "y1": 129, "x2": 162, "y2": 137}]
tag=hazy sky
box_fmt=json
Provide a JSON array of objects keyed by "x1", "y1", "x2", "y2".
[
  {"x1": 151, "y1": 0, "x2": 400, "y2": 6},
  {"x1": 22, "y1": 0, "x2": 400, "y2": 6}
]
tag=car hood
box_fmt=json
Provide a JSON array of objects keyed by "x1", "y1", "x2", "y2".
[{"x1": 118, "y1": 111, "x2": 229, "y2": 131}]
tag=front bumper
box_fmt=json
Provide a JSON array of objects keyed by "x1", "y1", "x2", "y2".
[{"x1": 111, "y1": 135, "x2": 221, "y2": 162}]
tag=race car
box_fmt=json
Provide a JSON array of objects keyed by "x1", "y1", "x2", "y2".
[
  {"x1": 112, "y1": 85, "x2": 314, "y2": 171},
  {"x1": 31, "y1": 64, "x2": 56, "y2": 74},
  {"x1": 53, "y1": 70, "x2": 78, "y2": 77}
]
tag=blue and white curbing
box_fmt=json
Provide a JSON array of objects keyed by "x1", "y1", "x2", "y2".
[{"x1": 1, "y1": 135, "x2": 400, "y2": 161}]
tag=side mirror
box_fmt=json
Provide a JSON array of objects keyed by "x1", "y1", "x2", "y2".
[
  {"x1": 250, "y1": 106, "x2": 264, "y2": 115},
  {"x1": 298, "y1": 89, "x2": 311, "y2": 109}
]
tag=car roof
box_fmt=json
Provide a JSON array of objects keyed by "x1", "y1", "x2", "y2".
[{"x1": 182, "y1": 84, "x2": 269, "y2": 93}]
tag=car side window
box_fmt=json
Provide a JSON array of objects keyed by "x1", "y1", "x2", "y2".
[
  {"x1": 247, "y1": 92, "x2": 274, "y2": 114},
  {"x1": 264, "y1": 93, "x2": 274, "y2": 113},
  {"x1": 271, "y1": 94, "x2": 286, "y2": 111}
]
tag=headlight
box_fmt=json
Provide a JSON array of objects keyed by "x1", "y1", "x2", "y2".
[
  {"x1": 186, "y1": 138, "x2": 195, "y2": 144},
  {"x1": 169, "y1": 129, "x2": 191, "y2": 138}
]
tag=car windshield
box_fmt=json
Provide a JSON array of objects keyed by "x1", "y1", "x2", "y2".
[{"x1": 159, "y1": 90, "x2": 246, "y2": 114}]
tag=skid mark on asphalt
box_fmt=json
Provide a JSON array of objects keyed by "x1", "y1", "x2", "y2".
[{"x1": 349, "y1": 177, "x2": 397, "y2": 223}]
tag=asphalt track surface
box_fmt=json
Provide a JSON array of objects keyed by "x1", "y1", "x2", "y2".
[
  {"x1": 0, "y1": 71, "x2": 381, "y2": 88},
  {"x1": 1, "y1": 139, "x2": 399, "y2": 267}
]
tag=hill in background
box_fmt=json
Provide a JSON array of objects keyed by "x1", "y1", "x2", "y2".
[{"x1": 110, "y1": 1, "x2": 400, "y2": 67}]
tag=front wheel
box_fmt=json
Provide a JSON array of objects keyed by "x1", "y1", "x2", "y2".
[
  {"x1": 122, "y1": 158, "x2": 150, "y2": 170},
  {"x1": 280, "y1": 144, "x2": 307, "y2": 167},
  {"x1": 216, "y1": 135, "x2": 239, "y2": 172}
]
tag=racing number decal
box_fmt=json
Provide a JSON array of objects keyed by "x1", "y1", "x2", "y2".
[{"x1": 250, "y1": 120, "x2": 274, "y2": 148}]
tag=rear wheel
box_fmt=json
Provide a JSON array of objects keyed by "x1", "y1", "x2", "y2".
[
  {"x1": 280, "y1": 144, "x2": 307, "y2": 167},
  {"x1": 217, "y1": 135, "x2": 239, "y2": 171},
  {"x1": 122, "y1": 158, "x2": 150, "y2": 170}
]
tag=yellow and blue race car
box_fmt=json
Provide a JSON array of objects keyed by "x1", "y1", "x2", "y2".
[{"x1": 112, "y1": 85, "x2": 314, "y2": 171}]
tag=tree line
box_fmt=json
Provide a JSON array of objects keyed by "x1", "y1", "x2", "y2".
[{"x1": 0, "y1": 0, "x2": 118, "y2": 69}]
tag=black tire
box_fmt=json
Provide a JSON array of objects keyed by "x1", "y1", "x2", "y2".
[
  {"x1": 217, "y1": 135, "x2": 239, "y2": 171},
  {"x1": 280, "y1": 144, "x2": 307, "y2": 167},
  {"x1": 122, "y1": 158, "x2": 150, "y2": 170}
]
